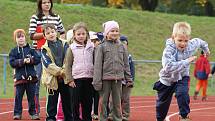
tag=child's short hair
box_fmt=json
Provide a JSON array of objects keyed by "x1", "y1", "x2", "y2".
[
  {"x1": 72, "y1": 22, "x2": 90, "y2": 42},
  {"x1": 172, "y1": 22, "x2": 191, "y2": 37},
  {"x1": 43, "y1": 23, "x2": 56, "y2": 35},
  {"x1": 13, "y1": 29, "x2": 26, "y2": 42}
]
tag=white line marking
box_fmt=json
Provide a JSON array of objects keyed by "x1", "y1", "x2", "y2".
[
  {"x1": 165, "y1": 107, "x2": 215, "y2": 121},
  {"x1": 0, "y1": 107, "x2": 45, "y2": 115}
]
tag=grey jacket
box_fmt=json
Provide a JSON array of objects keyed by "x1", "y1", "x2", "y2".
[
  {"x1": 159, "y1": 38, "x2": 209, "y2": 86},
  {"x1": 93, "y1": 40, "x2": 132, "y2": 91}
]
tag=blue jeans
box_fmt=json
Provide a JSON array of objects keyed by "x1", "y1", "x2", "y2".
[
  {"x1": 35, "y1": 50, "x2": 42, "y2": 114},
  {"x1": 14, "y1": 83, "x2": 36, "y2": 116},
  {"x1": 153, "y1": 76, "x2": 190, "y2": 121}
]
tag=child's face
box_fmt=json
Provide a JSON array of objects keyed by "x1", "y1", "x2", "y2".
[
  {"x1": 91, "y1": 39, "x2": 100, "y2": 47},
  {"x1": 106, "y1": 28, "x2": 120, "y2": 41},
  {"x1": 16, "y1": 33, "x2": 26, "y2": 46},
  {"x1": 173, "y1": 34, "x2": 190, "y2": 51},
  {"x1": 42, "y1": 0, "x2": 51, "y2": 12},
  {"x1": 44, "y1": 27, "x2": 57, "y2": 41},
  {"x1": 74, "y1": 28, "x2": 87, "y2": 44}
]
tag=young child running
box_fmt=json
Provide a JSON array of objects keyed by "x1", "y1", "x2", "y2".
[
  {"x1": 193, "y1": 50, "x2": 210, "y2": 101},
  {"x1": 9, "y1": 29, "x2": 40, "y2": 120},
  {"x1": 153, "y1": 22, "x2": 210, "y2": 121},
  {"x1": 93, "y1": 20, "x2": 132, "y2": 121},
  {"x1": 65, "y1": 22, "x2": 94, "y2": 121},
  {"x1": 41, "y1": 24, "x2": 73, "y2": 121}
]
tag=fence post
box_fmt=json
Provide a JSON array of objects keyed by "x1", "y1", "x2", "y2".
[{"x1": 3, "y1": 56, "x2": 7, "y2": 95}]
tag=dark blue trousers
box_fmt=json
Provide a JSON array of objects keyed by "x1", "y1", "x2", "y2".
[
  {"x1": 14, "y1": 83, "x2": 36, "y2": 116},
  {"x1": 153, "y1": 76, "x2": 190, "y2": 121}
]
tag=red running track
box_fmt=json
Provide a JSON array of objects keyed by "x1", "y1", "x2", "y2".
[{"x1": 1, "y1": 96, "x2": 215, "y2": 121}]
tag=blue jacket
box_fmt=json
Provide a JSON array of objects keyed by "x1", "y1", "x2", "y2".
[
  {"x1": 9, "y1": 43, "x2": 41, "y2": 83},
  {"x1": 159, "y1": 38, "x2": 209, "y2": 86}
]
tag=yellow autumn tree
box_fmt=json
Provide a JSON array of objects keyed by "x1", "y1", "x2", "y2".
[{"x1": 108, "y1": 0, "x2": 125, "y2": 7}]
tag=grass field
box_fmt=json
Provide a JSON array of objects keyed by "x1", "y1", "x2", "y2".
[{"x1": 0, "y1": 0, "x2": 215, "y2": 98}]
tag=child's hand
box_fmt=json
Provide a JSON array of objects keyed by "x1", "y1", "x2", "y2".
[
  {"x1": 126, "y1": 81, "x2": 133, "y2": 88},
  {"x1": 188, "y1": 56, "x2": 197, "y2": 63},
  {"x1": 68, "y1": 81, "x2": 76, "y2": 88},
  {"x1": 24, "y1": 58, "x2": 31, "y2": 64}
]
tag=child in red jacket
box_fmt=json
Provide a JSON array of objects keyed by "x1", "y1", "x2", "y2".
[{"x1": 193, "y1": 50, "x2": 210, "y2": 101}]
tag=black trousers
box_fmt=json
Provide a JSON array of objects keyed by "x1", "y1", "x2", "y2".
[{"x1": 46, "y1": 81, "x2": 73, "y2": 121}]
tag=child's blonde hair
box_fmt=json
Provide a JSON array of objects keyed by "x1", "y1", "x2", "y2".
[
  {"x1": 13, "y1": 29, "x2": 26, "y2": 42},
  {"x1": 172, "y1": 22, "x2": 191, "y2": 37},
  {"x1": 72, "y1": 22, "x2": 90, "y2": 44}
]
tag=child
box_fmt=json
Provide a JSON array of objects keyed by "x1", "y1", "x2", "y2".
[
  {"x1": 65, "y1": 22, "x2": 94, "y2": 121},
  {"x1": 9, "y1": 29, "x2": 40, "y2": 120},
  {"x1": 108, "y1": 35, "x2": 135, "y2": 121},
  {"x1": 41, "y1": 24, "x2": 73, "y2": 121},
  {"x1": 153, "y1": 22, "x2": 210, "y2": 121},
  {"x1": 93, "y1": 20, "x2": 132, "y2": 121},
  {"x1": 29, "y1": 0, "x2": 66, "y2": 114},
  {"x1": 193, "y1": 50, "x2": 210, "y2": 101},
  {"x1": 89, "y1": 31, "x2": 102, "y2": 120}
]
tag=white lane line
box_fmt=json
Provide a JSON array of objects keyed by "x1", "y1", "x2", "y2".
[
  {"x1": 0, "y1": 107, "x2": 45, "y2": 115},
  {"x1": 165, "y1": 107, "x2": 215, "y2": 121}
]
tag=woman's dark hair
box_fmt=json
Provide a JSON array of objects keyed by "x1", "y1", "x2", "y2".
[{"x1": 36, "y1": 0, "x2": 56, "y2": 19}]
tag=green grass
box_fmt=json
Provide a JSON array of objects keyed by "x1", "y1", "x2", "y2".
[{"x1": 1, "y1": 0, "x2": 215, "y2": 98}]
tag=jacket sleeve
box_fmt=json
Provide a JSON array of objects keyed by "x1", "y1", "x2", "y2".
[
  {"x1": 193, "y1": 59, "x2": 199, "y2": 78},
  {"x1": 9, "y1": 49, "x2": 25, "y2": 68},
  {"x1": 64, "y1": 48, "x2": 74, "y2": 84},
  {"x1": 205, "y1": 59, "x2": 211, "y2": 75},
  {"x1": 93, "y1": 45, "x2": 103, "y2": 91},
  {"x1": 190, "y1": 38, "x2": 209, "y2": 53},
  {"x1": 123, "y1": 46, "x2": 132, "y2": 82},
  {"x1": 41, "y1": 49, "x2": 62, "y2": 76},
  {"x1": 129, "y1": 55, "x2": 135, "y2": 81}
]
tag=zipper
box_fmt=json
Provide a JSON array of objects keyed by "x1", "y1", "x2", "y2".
[{"x1": 22, "y1": 47, "x2": 28, "y2": 77}]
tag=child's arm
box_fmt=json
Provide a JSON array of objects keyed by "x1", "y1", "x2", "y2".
[
  {"x1": 190, "y1": 38, "x2": 210, "y2": 54},
  {"x1": 129, "y1": 54, "x2": 135, "y2": 81},
  {"x1": 9, "y1": 49, "x2": 25, "y2": 68},
  {"x1": 93, "y1": 45, "x2": 103, "y2": 91},
  {"x1": 41, "y1": 49, "x2": 62, "y2": 76},
  {"x1": 123, "y1": 47, "x2": 132, "y2": 84}
]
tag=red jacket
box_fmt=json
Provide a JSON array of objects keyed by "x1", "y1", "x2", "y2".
[{"x1": 194, "y1": 55, "x2": 210, "y2": 80}]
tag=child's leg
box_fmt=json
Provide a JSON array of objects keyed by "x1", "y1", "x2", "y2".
[
  {"x1": 14, "y1": 84, "x2": 25, "y2": 117},
  {"x1": 111, "y1": 80, "x2": 122, "y2": 121},
  {"x1": 70, "y1": 80, "x2": 82, "y2": 121},
  {"x1": 46, "y1": 90, "x2": 59, "y2": 121},
  {"x1": 153, "y1": 81, "x2": 176, "y2": 121},
  {"x1": 93, "y1": 89, "x2": 99, "y2": 116},
  {"x1": 195, "y1": 80, "x2": 202, "y2": 93},
  {"x1": 98, "y1": 80, "x2": 112, "y2": 121},
  {"x1": 121, "y1": 85, "x2": 131, "y2": 120},
  {"x1": 25, "y1": 83, "x2": 37, "y2": 116},
  {"x1": 81, "y1": 79, "x2": 93, "y2": 121},
  {"x1": 58, "y1": 82, "x2": 73, "y2": 121},
  {"x1": 202, "y1": 80, "x2": 208, "y2": 97},
  {"x1": 175, "y1": 76, "x2": 190, "y2": 118}
]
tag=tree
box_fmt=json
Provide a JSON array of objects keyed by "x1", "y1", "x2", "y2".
[{"x1": 138, "y1": 0, "x2": 158, "y2": 11}]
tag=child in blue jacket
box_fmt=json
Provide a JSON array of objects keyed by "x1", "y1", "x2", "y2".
[{"x1": 9, "y1": 29, "x2": 41, "y2": 120}]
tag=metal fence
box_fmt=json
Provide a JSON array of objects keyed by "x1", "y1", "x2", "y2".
[{"x1": 1, "y1": 54, "x2": 214, "y2": 95}]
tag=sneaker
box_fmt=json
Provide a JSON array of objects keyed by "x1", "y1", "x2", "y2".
[
  {"x1": 179, "y1": 116, "x2": 191, "y2": 121},
  {"x1": 202, "y1": 96, "x2": 207, "y2": 101},
  {"x1": 92, "y1": 114, "x2": 98, "y2": 120},
  {"x1": 193, "y1": 91, "x2": 198, "y2": 100},
  {"x1": 13, "y1": 115, "x2": 21, "y2": 120},
  {"x1": 30, "y1": 114, "x2": 40, "y2": 120}
]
